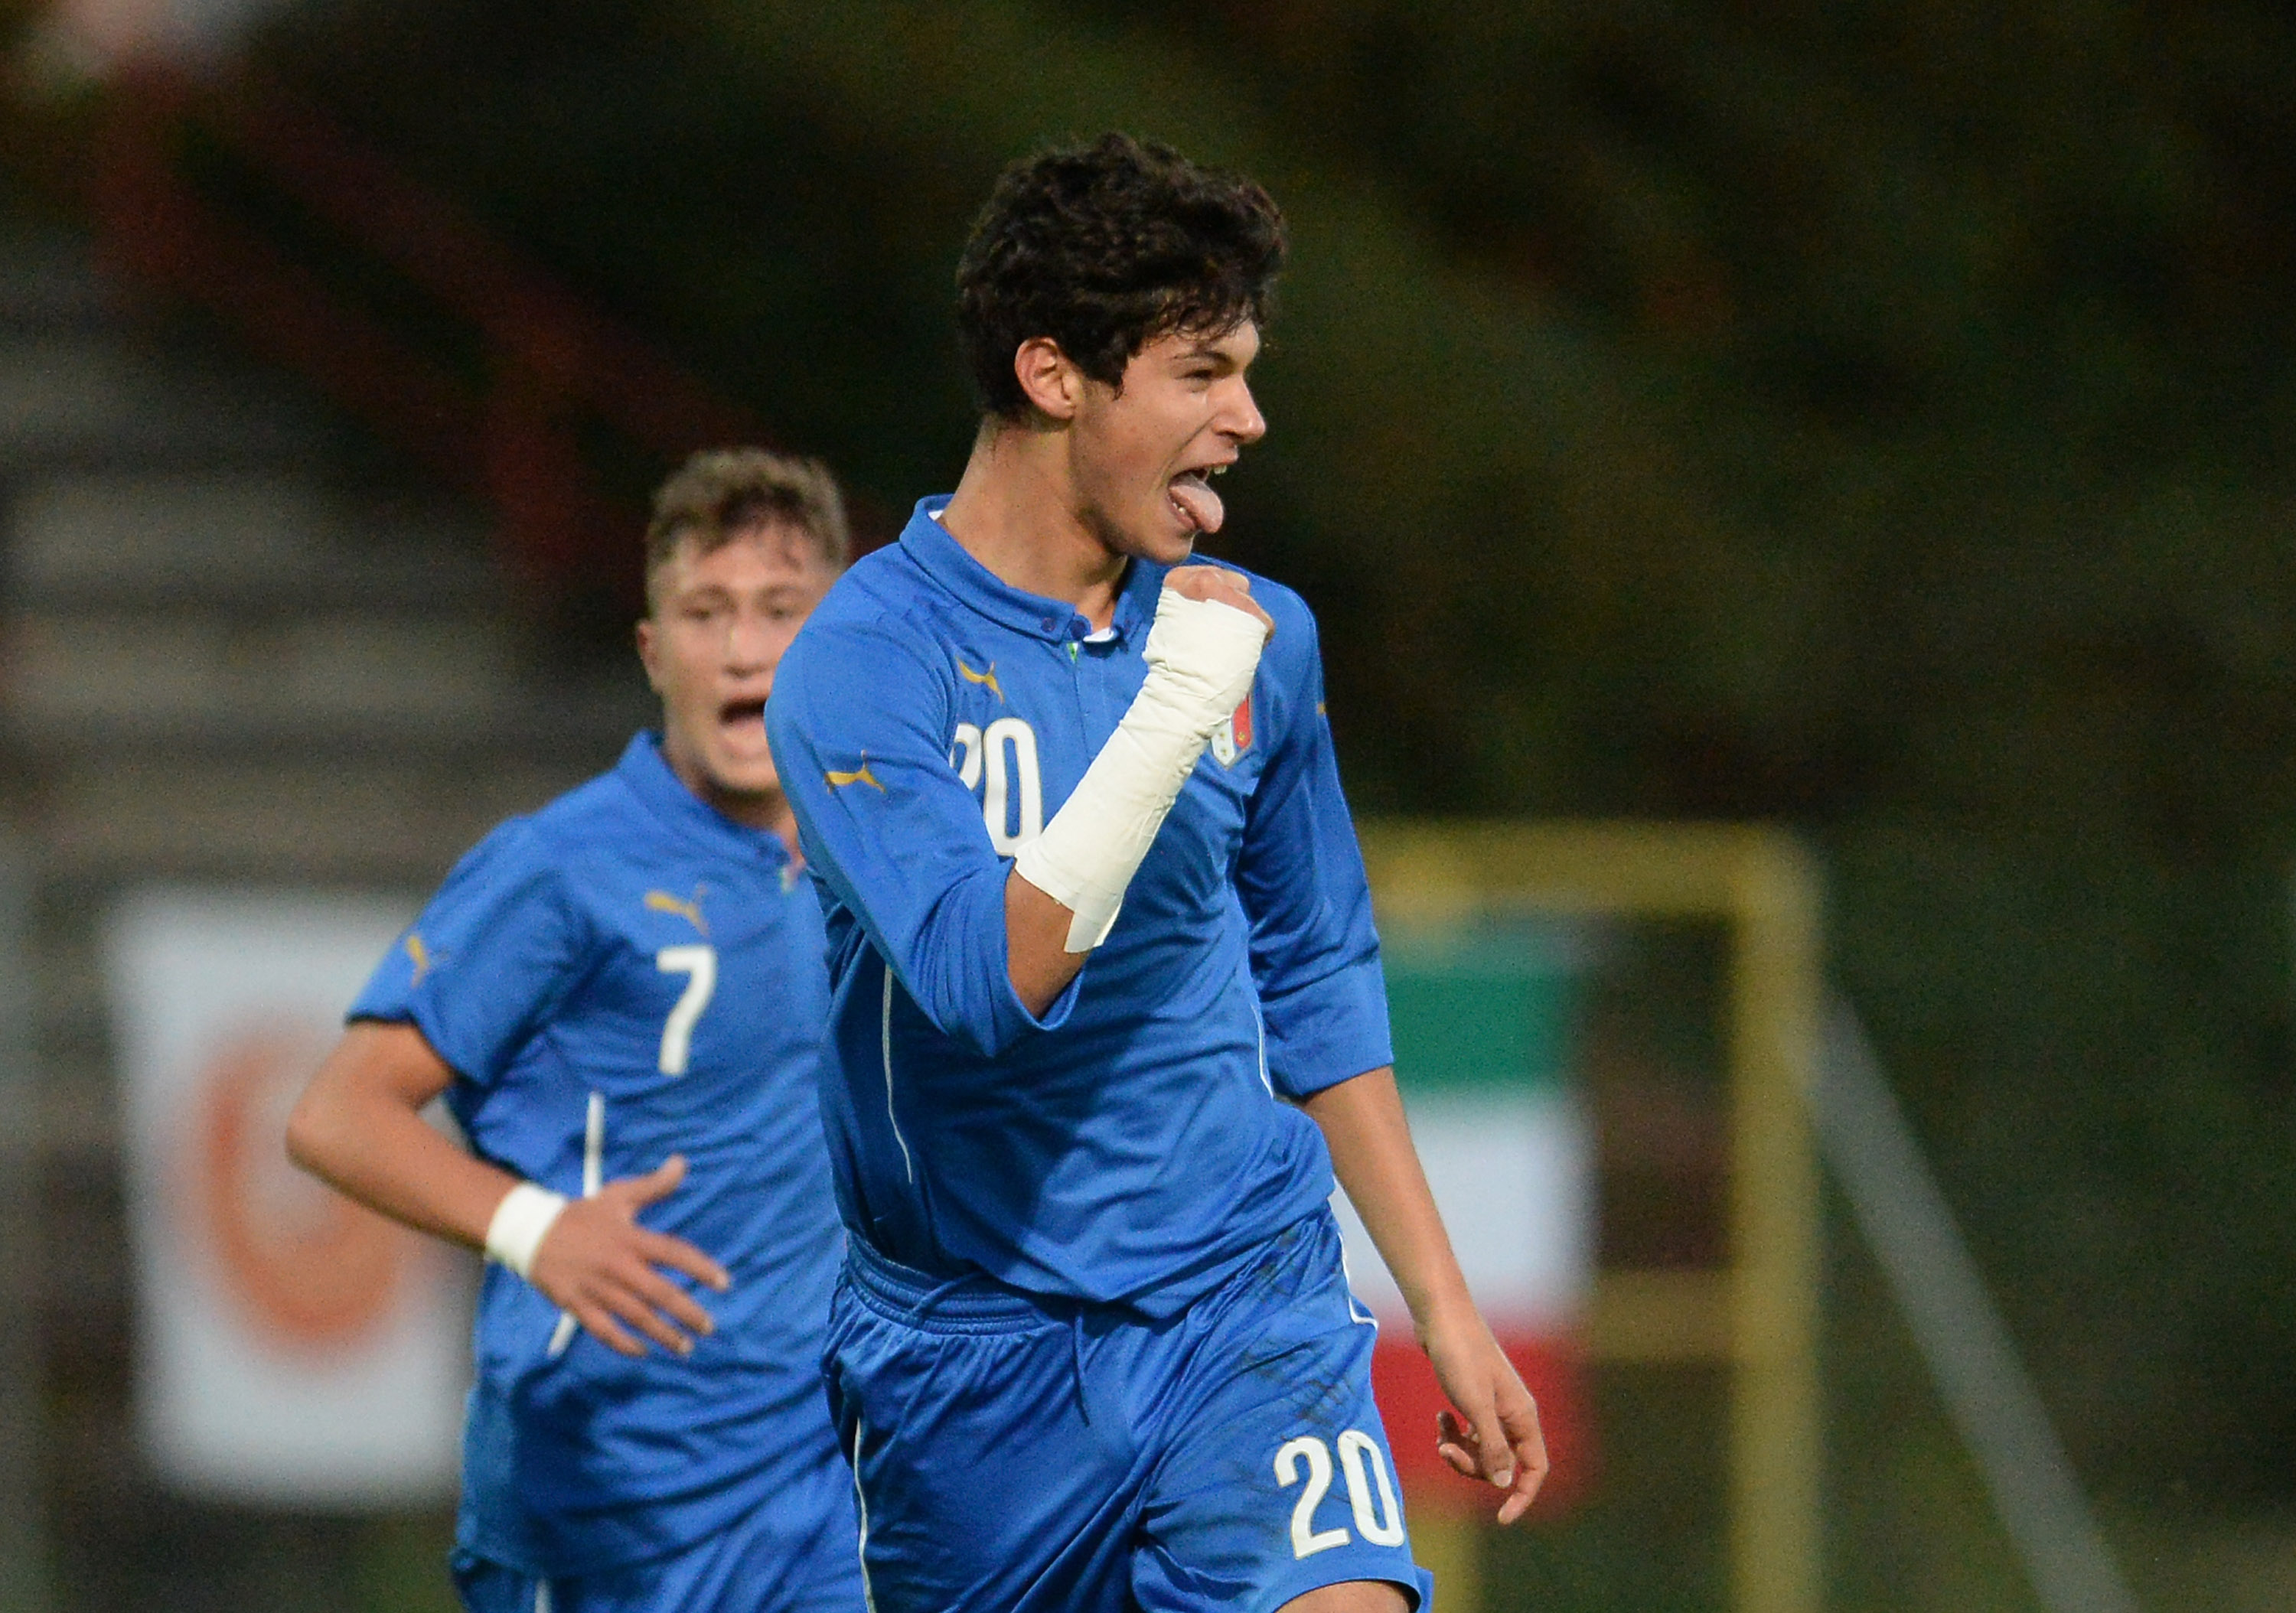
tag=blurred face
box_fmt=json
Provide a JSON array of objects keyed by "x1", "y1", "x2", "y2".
[
  {"x1": 1068, "y1": 322, "x2": 1266, "y2": 565},
  {"x1": 637, "y1": 522, "x2": 837, "y2": 828}
]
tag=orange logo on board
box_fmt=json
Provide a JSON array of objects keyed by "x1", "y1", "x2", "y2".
[{"x1": 195, "y1": 1026, "x2": 419, "y2": 1351}]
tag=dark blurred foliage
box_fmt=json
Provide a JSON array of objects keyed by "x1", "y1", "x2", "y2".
[{"x1": 241, "y1": 0, "x2": 2296, "y2": 1501}]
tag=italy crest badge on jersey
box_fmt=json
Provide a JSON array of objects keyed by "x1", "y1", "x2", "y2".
[{"x1": 1209, "y1": 695, "x2": 1254, "y2": 767}]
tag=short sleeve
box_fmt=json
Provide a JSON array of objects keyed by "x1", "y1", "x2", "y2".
[
  {"x1": 348, "y1": 820, "x2": 592, "y2": 1085},
  {"x1": 1234, "y1": 604, "x2": 1394, "y2": 1099}
]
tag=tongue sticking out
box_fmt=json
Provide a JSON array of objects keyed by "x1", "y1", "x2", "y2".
[{"x1": 1168, "y1": 472, "x2": 1225, "y2": 535}]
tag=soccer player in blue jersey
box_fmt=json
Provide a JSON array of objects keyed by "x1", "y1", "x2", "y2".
[
  {"x1": 768, "y1": 135, "x2": 1548, "y2": 1613},
  {"x1": 286, "y1": 450, "x2": 864, "y2": 1613}
]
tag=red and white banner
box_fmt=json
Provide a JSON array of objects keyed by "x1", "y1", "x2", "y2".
[
  {"x1": 106, "y1": 889, "x2": 466, "y2": 1505},
  {"x1": 1336, "y1": 931, "x2": 1595, "y2": 1514}
]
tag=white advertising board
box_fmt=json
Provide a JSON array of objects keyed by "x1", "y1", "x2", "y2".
[{"x1": 106, "y1": 888, "x2": 466, "y2": 1505}]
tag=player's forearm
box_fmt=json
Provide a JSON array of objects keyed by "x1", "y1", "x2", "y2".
[
  {"x1": 285, "y1": 1029, "x2": 517, "y2": 1252},
  {"x1": 1006, "y1": 870, "x2": 1088, "y2": 1016},
  {"x1": 1009, "y1": 583, "x2": 1268, "y2": 960},
  {"x1": 291, "y1": 1099, "x2": 516, "y2": 1251},
  {"x1": 1302, "y1": 1067, "x2": 1477, "y2": 1331}
]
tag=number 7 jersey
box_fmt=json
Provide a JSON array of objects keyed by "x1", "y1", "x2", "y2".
[
  {"x1": 347, "y1": 732, "x2": 850, "y2": 1579},
  {"x1": 768, "y1": 500, "x2": 1395, "y2": 1317}
]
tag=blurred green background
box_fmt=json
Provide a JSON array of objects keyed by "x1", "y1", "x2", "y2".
[{"x1": 9, "y1": 0, "x2": 2296, "y2": 1607}]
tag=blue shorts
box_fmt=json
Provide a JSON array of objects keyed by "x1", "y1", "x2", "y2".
[
  {"x1": 827, "y1": 1211, "x2": 1432, "y2": 1613},
  {"x1": 452, "y1": 1478, "x2": 865, "y2": 1613}
]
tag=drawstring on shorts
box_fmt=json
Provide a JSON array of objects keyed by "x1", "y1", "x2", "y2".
[{"x1": 1070, "y1": 1308, "x2": 1091, "y2": 1426}]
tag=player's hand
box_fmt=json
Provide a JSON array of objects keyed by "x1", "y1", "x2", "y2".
[
  {"x1": 1420, "y1": 1300, "x2": 1549, "y2": 1524},
  {"x1": 526, "y1": 1155, "x2": 732, "y2": 1359},
  {"x1": 1164, "y1": 565, "x2": 1274, "y2": 636}
]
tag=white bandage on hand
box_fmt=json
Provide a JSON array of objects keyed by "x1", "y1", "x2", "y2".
[
  {"x1": 1014, "y1": 588, "x2": 1269, "y2": 952},
  {"x1": 484, "y1": 1181, "x2": 569, "y2": 1280}
]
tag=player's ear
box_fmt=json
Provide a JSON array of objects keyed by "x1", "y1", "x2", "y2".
[
  {"x1": 1013, "y1": 337, "x2": 1082, "y2": 422},
  {"x1": 635, "y1": 618, "x2": 666, "y2": 693}
]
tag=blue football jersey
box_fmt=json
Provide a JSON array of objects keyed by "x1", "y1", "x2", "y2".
[
  {"x1": 350, "y1": 734, "x2": 851, "y2": 1579},
  {"x1": 767, "y1": 500, "x2": 1393, "y2": 1317}
]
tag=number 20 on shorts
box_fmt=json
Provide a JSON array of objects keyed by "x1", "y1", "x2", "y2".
[{"x1": 1275, "y1": 1430, "x2": 1407, "y2": 1557}]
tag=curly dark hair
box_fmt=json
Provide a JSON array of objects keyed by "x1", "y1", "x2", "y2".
[{"x1": 956, "y1": 133, "x2": 1287, "y2": 419}]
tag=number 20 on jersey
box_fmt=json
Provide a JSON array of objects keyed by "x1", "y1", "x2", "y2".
[{"x1": 951, "y1": 719, "x2": 1043, "y2": 854}]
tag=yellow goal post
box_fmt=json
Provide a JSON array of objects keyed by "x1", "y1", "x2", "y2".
[{"x1": 1358, "y1": 820, "x2": 1822, "y2": 1613}]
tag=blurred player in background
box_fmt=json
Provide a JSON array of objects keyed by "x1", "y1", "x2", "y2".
[
  {"x1": 768, "y1": 135, "x2": 1546, "y2": 1613},
  {"x1": 287, "y1": 450, "x2": 863, "y2": 1613}
]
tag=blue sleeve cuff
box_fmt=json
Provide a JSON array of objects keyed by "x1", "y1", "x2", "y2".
[{"x1": 1261, "y1": 953, "x2": 1394, "y2": 1100}]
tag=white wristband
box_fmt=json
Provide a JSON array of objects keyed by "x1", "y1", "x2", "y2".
[
  {"x1": 1014, "y1": 588, "x2": 1268, "y2": 952},
  {"x1": 484, "y1": 1182, "x2": 569, "y2": 1280}
]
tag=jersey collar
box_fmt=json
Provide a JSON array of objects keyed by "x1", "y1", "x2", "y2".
[
  {"x1": 901, "y1": 497, "x2": 1164, "y2": 646},
  {"x1": 615, "y1": 732, "x2": 791, "y2": 868}
]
